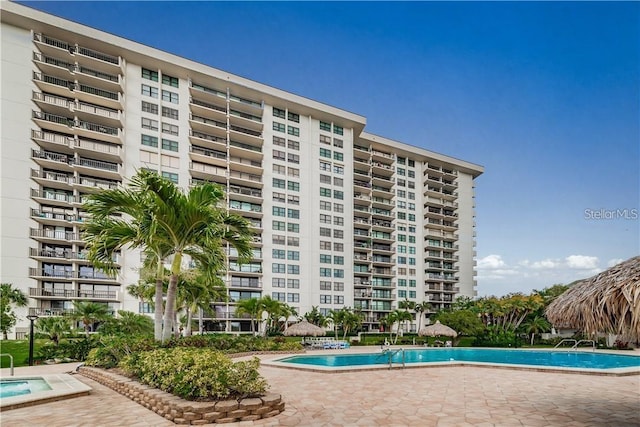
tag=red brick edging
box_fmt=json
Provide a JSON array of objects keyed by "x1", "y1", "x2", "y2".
[{"x1": 79, "y1": 367, "x2": 285, "y2": 425}]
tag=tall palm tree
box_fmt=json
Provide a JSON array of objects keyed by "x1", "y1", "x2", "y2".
[
  {"x1": 84, "y1": 170, "x2": 253, "y2": 342},
  {"x1": 0, "y1": 283, "x2": 28, "y2": 340},
  {"x1": 72, "y1": 301, "x2": 111, "y2": 336},
  {"x1": 522, "y1": 315, "x2": 551, "y2": 346},
  {"x1": 177, "y1": 268, "x2": 225, "y2": 336},
  {"x1": 235, "y1": 297, "x2": 263, "y2": 335},
  {"x1": 414, "y1": 301, "x2": 432, "y2": 333}
]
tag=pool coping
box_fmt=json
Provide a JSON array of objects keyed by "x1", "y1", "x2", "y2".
[
  {"x1": 0, "y1": 374, "x2": 92, "y2": 411},
  {"x1": 262, "y1": 347, "x2": 640, "y2": 377}
]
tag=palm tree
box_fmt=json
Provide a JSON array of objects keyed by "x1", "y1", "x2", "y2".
[
  {"x1": 303, "y1": 306, "x2": 329, "y2": 327},
  {"x1": 35, "y1": 316, "x2": 70, "y2": 346},
  {"x1": 235, "y1": 297, "x2": 264, "y2": 335},
  {"x1": 0, "y1": 283, "x2": 28, "y2": 339},
  {"x1": 523, "y1": 315, "x2": 551, "y2": 346},
  {"x1": 72, "y1": 301, "x2": 110, "y2": 336},
  {"x1": 340, "y1": 309, "x2": 363, "y2": 340},
  {"x1": 177, "y1": 269, "x2": 225, "y2": 336},
  {"x1": 84, "y1": 170, "x2": 253, "y2": 342},
  {"x1": 414, "y1": 301, "x2": 432, "y2": 333}
]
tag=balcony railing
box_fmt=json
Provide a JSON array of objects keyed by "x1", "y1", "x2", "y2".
[
  {"x1": 229, "y1": 171, "x2": 261, "y2": 183},
  {"x1": 31, "y1": 169, "x2": 74, "y2": 184},
  {"x1": 30, "y1": 209, "x2": 77, "y2": 222},
  {"x1": 29, "y1": 267, "x2": 75, "y2": 279},
  {"x1": 76, "y1": 157, "x2": 118, "y2": 172},
  {"x1": 190, "y1": 130, "x2": 226, "y2": 144},
  {"x1": 29, "y1": 288, "x2": 117, "y2": 300},
  {"x1": 30, "y1": 228, "x2": 78, "y2": 240},
  {"x1": 229, "y1": 140, "x2": 262, "y2": 153}
]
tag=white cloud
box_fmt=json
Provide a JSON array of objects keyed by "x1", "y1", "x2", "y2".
[
  {"x1": 565, "y1": 255, "x2": 599, "y2": 269},
  {"x1": 477, "y1": 254, "x2": 506, "y2": 269},
  {"x1": 607, "y1": 258, "x2": 624, "y2": 268},
  {"x1": 530, "y1": 259, "x2": 562, "y2": 269}
]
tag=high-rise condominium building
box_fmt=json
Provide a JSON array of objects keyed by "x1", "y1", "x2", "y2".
[{"x1": 1, "y1": 3, "x2": 483, "y2": 337}]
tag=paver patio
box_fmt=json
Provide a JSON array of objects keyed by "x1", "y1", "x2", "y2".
[{"x1": 1, "y1": 351, "x2": 638, "y2": 427}]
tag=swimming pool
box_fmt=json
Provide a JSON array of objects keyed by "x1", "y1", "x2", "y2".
[
  {"x1": 0, "y1": 378, "x2": 52, "y2": 398},
  {"x1": 272, "y1": 348, "x2": 640, "y2": 375}
]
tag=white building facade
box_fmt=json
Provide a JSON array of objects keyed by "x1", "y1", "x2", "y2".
[{"x1": 0, "y1": 2, "x2": 483, "y2": 337}]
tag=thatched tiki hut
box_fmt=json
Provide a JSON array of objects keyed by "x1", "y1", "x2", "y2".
[
  {"x1": 546, "y1": 256, "x2": 640, "y2": 343},
  {"x1": 419, "y1": 320, "x2": 458, "y2": 346},
  {"x1": 283, "y1": 319, "x2": 326, "y2": 337}
]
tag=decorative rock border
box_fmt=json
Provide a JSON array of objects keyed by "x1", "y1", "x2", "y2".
[{"x1": 79, "y1": 367, "x2": 285, "y2": 424}]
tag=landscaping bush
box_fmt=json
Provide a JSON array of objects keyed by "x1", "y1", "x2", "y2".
[
  {"x1": 85, "y1": 335, "x2": 159, "y2": 368},
  {"x1": 473, "y1": 327, "x2": 523, "y2": 348},
  {"x1": 36, "y1": 336, "x2": 97, "y2": 362},
  {"x1": 120, "y1": 348, "x2": 268, "y2": 400}
]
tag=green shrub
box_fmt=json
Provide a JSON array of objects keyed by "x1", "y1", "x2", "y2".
[
  {"x1": 85, "y1": 335, "x2": 159, "y2": 368},
  {"x1": 120, "y1": 348, "x2": 268, "y2": 400}
]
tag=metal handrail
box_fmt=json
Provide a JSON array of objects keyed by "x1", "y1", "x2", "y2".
[
  {"x1": 554, "y1": 339, "x2": 577, "y2": 349},
  {"x1": 1, "y1": 353, "x2": 14, "y2": 376},
  {"x1": 572, "y1": 339, "x2": 596, "y2": 352}
]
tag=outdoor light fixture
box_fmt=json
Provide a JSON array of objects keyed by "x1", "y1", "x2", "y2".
[{"x1": 26, "y1": 314, "x2": 39, "y2": 366}]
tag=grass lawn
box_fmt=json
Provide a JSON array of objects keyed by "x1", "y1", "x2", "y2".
[{"x1": 0, "y1": 339, "x2": 47, "y2": 368}]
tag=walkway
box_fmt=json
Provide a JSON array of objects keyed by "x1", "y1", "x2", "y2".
[{"x1": 1, "y1": 353, "x2": 639, "y2": 426}]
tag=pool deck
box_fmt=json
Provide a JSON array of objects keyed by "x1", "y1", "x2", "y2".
[{"x1": 1, "y1": 348, "x2": 639, "y2": 426}]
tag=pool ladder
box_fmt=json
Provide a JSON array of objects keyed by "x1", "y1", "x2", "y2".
[
  {"x1": 381, "y1": 348, "x2": 405, "y2": 369},
  {"x1": 554, "y1": 339, "x2": 596, "y2": 352},
  {"x1": 0, "y1": 353, "x2": 14, "y2": 376}
]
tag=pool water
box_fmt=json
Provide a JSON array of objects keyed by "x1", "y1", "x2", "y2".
[
  {"x1": 0, "y1": 378, "x2": 52, "y2": 398},
  {"x1": 278, "y1": 348, "x2": 640, "y2": 370}
]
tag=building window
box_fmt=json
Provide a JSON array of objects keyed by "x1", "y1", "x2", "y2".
[
  {"x1": 320, "y1": 187, "x2": 331, "y2": 197},
  {"x1": 319, "y1": 227, "x2": 331, "y2": 237},
  {"x1": 287, "y1": 140, "x2": 300, "y2": 150},
  {"x1": 162, "y1": 74, "x2": 179, "y2": 88},
  {"x1": 273, "y1": 178, "x2": 285, "y2": 189},
  {"x1": 273, "y1": 122, "x2": 286, "y2": 133},
  {"x1": 272, "y1": 221, "x2": 286, "y2": 231},
  {"x1": 333, "y1": 190, "x2": 343, "y2": 200},
  {"x1": 287, "y1": 251, "x2": 299, "y2": 261},
  {"x1": 142, "y1": 101, "x2": 158, "y2": 114},
  {"x1": 273, "y1": 164, "x2": 286, "y2": 175},
  {"x1": 287, "y1": 223, "x2": 300, "y2": 233},
  {"x1": 320, "y1": 135, "x2": 331, "y2": 145},
  {"x1": 333, "y1": 230, "x2": 344, "y2": 239},
  {"x1": 142, "y1": 68, "x2": 158, "y2": 81},
  {"x1": 320, "y1": 161, "x2": 331, "y2": 171},
  {"x1": 287, "y1": 194, "x2": 300, "y2": 204},
  {"x1": 320, "y1": 295, "x2": 332, "y2": 304},
  {"x1": 320, "y1": 214, "x2": 331, "y2": 224},
  {"x1": 320, "y1": 268, "x2": 332, "y2": 277},
  {"x1": 320, "y1": 241, "x2": 331, "y2": 250},
  {"x1": 287, "y1": 153, "x2": 300, "y2": 164},
  {"x1": 161, "y1": 171, "x2": 178, "y2": 183},
  {"x1": 333, "y1": 242, "x2": 343, "y2": 252},
  {"x1": 162, "y1": 90, "x2": 179, "y2": 104},
  {"x1": 287, "y1": 181, "x2": 300, "y2": 192},
  {"x1": 141, "y1": 134, "x2": 158, "y2": 147},
  {"x1": 334, "y1": 203, "x2": 344, "y2": 213},
  {"x1": 333, "y1": 152, "x2": 343, "y2": 161},
  {"x1": 408, "y1": 170, "x2": 415, "y2": 178},
  {"x1": 272, "y1": 292, "x2": 286, "y2": 302},
  {"x1": 287, "y1": 167, "x2": 300, "y2": 178},
  {"x1": 161, "y1": 139, "x2": 179, "y2": 152},
  {"x1": 273, "y1": 150, "x2": 286, "y2": 161},
  {"x1": 287, "y1": 111, "x2": 300, "y2": 123},
  {"x1": 162, "y1": 123, "x2": 179, "y2": 136},
  {"x1": 273, "y1": 107, "x2": 286, "y2": 119},
  {"x1": 141, "y1": 117, "x2": 158, "y2": 131},
  {"x1": 273, "y1": 249, "x2": 286, "y2": 259},
  {"x1": 287, "y1": 125, "x2": 299, "y2": 136},
  {"x1": 334, "y1": 295, "x2": 344, "y2": 304},
  {"x1": 320, "y1": 121, "x2": 331, "y2": 132},
  {"x1": 333, "y1": 256, "x2": 344, "y2": 265},
  {"x1": 273, "y1": 136, "x2": 286, "y2": 147},
  {"x1": 287, "y1": 265, "x2": 300, "y2": 275},
  {"x1": 320, "y1": 282, "x2": 332, "y2": 291},
  {"x1": 320, "y1": 148, "x2": 331, "y2": 158},
  {"x1": 287, "y1": 209, "x2": 299, "y2": 219},
  {"x1": 141, "y1": 84, "x2": 158, "y2": 98},
  {"x1": 287, "y1": 293, "x2": 300, "y2": 303},
  {"x1": 320, "y1": 201, "x2": 331, "y2": 211},
  {"x1": 272, "y1": 235, "x2": 285, "y2": 245},
  {"x1": 162, "y1": 106, "x2": 179, "y2": 120},
  {"x1": 408, "y1": 159, "x2": 415, "y2": 167},
  {"x1": 288, "y1": 237, "x2": 300, "y2": 246},
  {"x1": 333, "y1": 165, "x2": 344, "y2": 175},
  {"x1": 272, "y1": 278, "x2": 286, "y2": 288},
  {"x1": 273, "y1": 192, "x2": 285, "y2": 203},
  {"x1": 333, "y1": 138, "x2": 343, "y2": 148},
  {"x1": 333, "y1": 217, "x2": 344, "y2": 226},
  {"x1": 272, "y1": 263, "x2": 285, "y2": 274},
  {"x1": 397, "y1": 168, "x2": 406, "y2": 176},
  {"x1": 397, "y1": 157, "x2": 406, "y2": 165},
  {"x1": 320, "y1": 254, "x2": 332, "y2": 263},
  {"x1": 272, "y1": 207, "x2": 286, "y2": 217},
  {"x1": 333, "y1": 125, "x2": 343, "y2": 135}
]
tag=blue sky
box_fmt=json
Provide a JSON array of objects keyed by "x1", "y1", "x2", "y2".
[{"x1": 22, "y1": 1, "x2": 639, "y2": 296}]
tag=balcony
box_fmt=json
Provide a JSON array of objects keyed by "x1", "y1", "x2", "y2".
[
  {"x1": 371, "y1": 149, "x2": 394, "y2": 161},
  {"x1": 229, "y1": 156, "x2": 263, "y2": 174},
  {"x1": 189, "y1": 82, "x2": 227, "y2": 102},
  {"x1": 189, "y1": 97, "x2": 227, "y2": 119},
  {"x1": 229, "y1": 170, "x2": 262, "y2": 188},
  {"x1": 30, "y1": 208, "x2": 76, "y2": 226},
  {"x1": 30, "y1": 168, "x2": 74, "y2": 190},
  {"x1": 33, "y1": 33, "x2": 122, "y2": 70},
  {"x1": 74, "y1": 138, "x2": 122, "y2": 162},
  {"x1": 30, "y1": 228, "x2": 79, "y2": 243},
  {"x1": 228, "y1": 185, "x2": 263, "y2": 202},
  {"x1": 74, "y1": 175, "x2": 119, "y2": 192},
  {"x1": 190, "y1": 114, "x2": 226, "y2": 134},
  {"x1": 189, "y1": 129, "x2": 227, "y2": 151},
  {"x1": 32, "y1": 110, "x2": 74, "y2": 134},
  {"x1": 74, "y1": 157, "x2": 120, "y2": 180},
  {"x1": 31, "y1": 188, "x2": 76, "y2": 206},
  {"x1": 75, "y1": 119, "x2": 122, "y2": 144},
  {"x1": 189, "y1": 162, "x2": 227, "y2": 183},
  {"x1": 28, "y1": 307, "x2": 74, "y2": 317},
  {"x1": 189, "y1": 145, "x2": 227, "y2": 168},
  {"x1": 29, "y1": 287, "x2": 119, "y2": 301},
  {"x1": 74, "y1": 101, "x2": 123, "y2": 127},
  {"x1": 29, "y1": 267, "x2": 75, "y2": 280},
  {"x1": 228, "y1": 92, "x2": 263, "y2": 116},
  {"x1": 229, "y1": 140, "x2": 262, "y2": 162}
]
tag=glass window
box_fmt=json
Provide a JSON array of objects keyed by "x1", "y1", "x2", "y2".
[
  {"x1": 320, "y1": 148, "x2": 331, "y2": 158},
  {"x1": 273, "y1": 107, "x2": 286, "y2": 119},
  {"x1": 141, "y1": 134, "x2": 158, "y2": 147},
  {"x1": 162, "y1": 106, "x2": 179, "y2": 120},
  {"x1": 273, "y1": 150, "x2": 286, "y2": 161},
  {"x1": 161, "y1": 90, "x2": 179, "y2": 104},
  {"x1": 273, "y1": 178, "x2": 285, "y2": 189},
  {"x1": 287, "y1": 181, "x2": 300, "y2": 191},
  {"x1": 333, "y1": 125, "x2": 343, "y2": 135},
  {"x1": 320, "y1": 121, "x2": 331, "y2": 131},
  {"x1": 272, "y1": 278, "x2": 286, "y2": 288},
  {"x1": 141, "y1": 84, "x2": 158, "y2": 98},
  {"x1": 161, "y1": 139, "x2": 178, "y2": 152},
  {"x1": 287, "y1": 111, "x2": 300, "y2": 123},
  {"x1": 161, "y1": 171, "x2": 178, "y2": 183},
  {"x1": 273, "y1": 122, "x2": 286, "y2": 132},
  {"x1": 142, "y1": 101, "x2": 158, "y2": 114},
  {"x1": 288, "y1": 140, "x2": 300, "y2": 150},
  {"x1": 141, "y1": 117, "x2": 158, "y2": 131},
  {"x1": 288, "y1": 153, "x2": 300, "y2": 164},
  {"x1": 333, "y1": 152, "x2": 343, "y2": 161},
  {"x1": 273, "y1": 249, "x2": 286, "y2": 259},
  {"x1": 320, "y1": 187, "x2": 331, "y2": 197},
  {"x1": 273, "y1": 136, "x2": 286, "y2": 147},
  {"x1": 287, "y1": 223, "x2": 300, "y2": 233},
  {"x1": 272, "y1": 221, "x2": 285, "y2": 231},
  {"x1": 142, "y1": 68, "x2": 158, "y2": 81},
  {"x1": 162, "y1": 74, "x2": 179, "y2": 88},
  {"x1": 272, "y1": 207, "x2": 286, "y2": 217},
  {"x1": 272, "y1": 263, "x2": 285, "y2": 273},
  {"x1": 162, "y1": 123, "x2": 178, "y2": 136},
  {"x1": 287, "y1": 265, "x2": 299, "y2": 275}
]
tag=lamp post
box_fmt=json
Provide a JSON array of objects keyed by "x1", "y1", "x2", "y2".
[{"x1": 26, "y1": 314, "x2": 39, "y2": 366}]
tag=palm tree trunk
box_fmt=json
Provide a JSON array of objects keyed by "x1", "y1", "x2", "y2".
[
  {"x1": 154, "y1": 277, "x2": 164, "y2": 341},
  {"x1": 185, "y1": 307, "x2": 193, "y2": 336},
  {"x1": 198, "y1": 307, "x2": 204, "y2": 335},
  {"x1": 162, "y1": 253, "x2": 182, "y2": 342}
]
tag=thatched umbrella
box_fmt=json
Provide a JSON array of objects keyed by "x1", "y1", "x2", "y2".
[
  {"x1": 418, "y1": 320, "x2": 458, "y2": 338},
  {"x1": 546, "y1": 256, "x2": 640, "y2": 342},
  {"x1": 283, "y1": 319, "x2": 326, "y2": 337}
]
